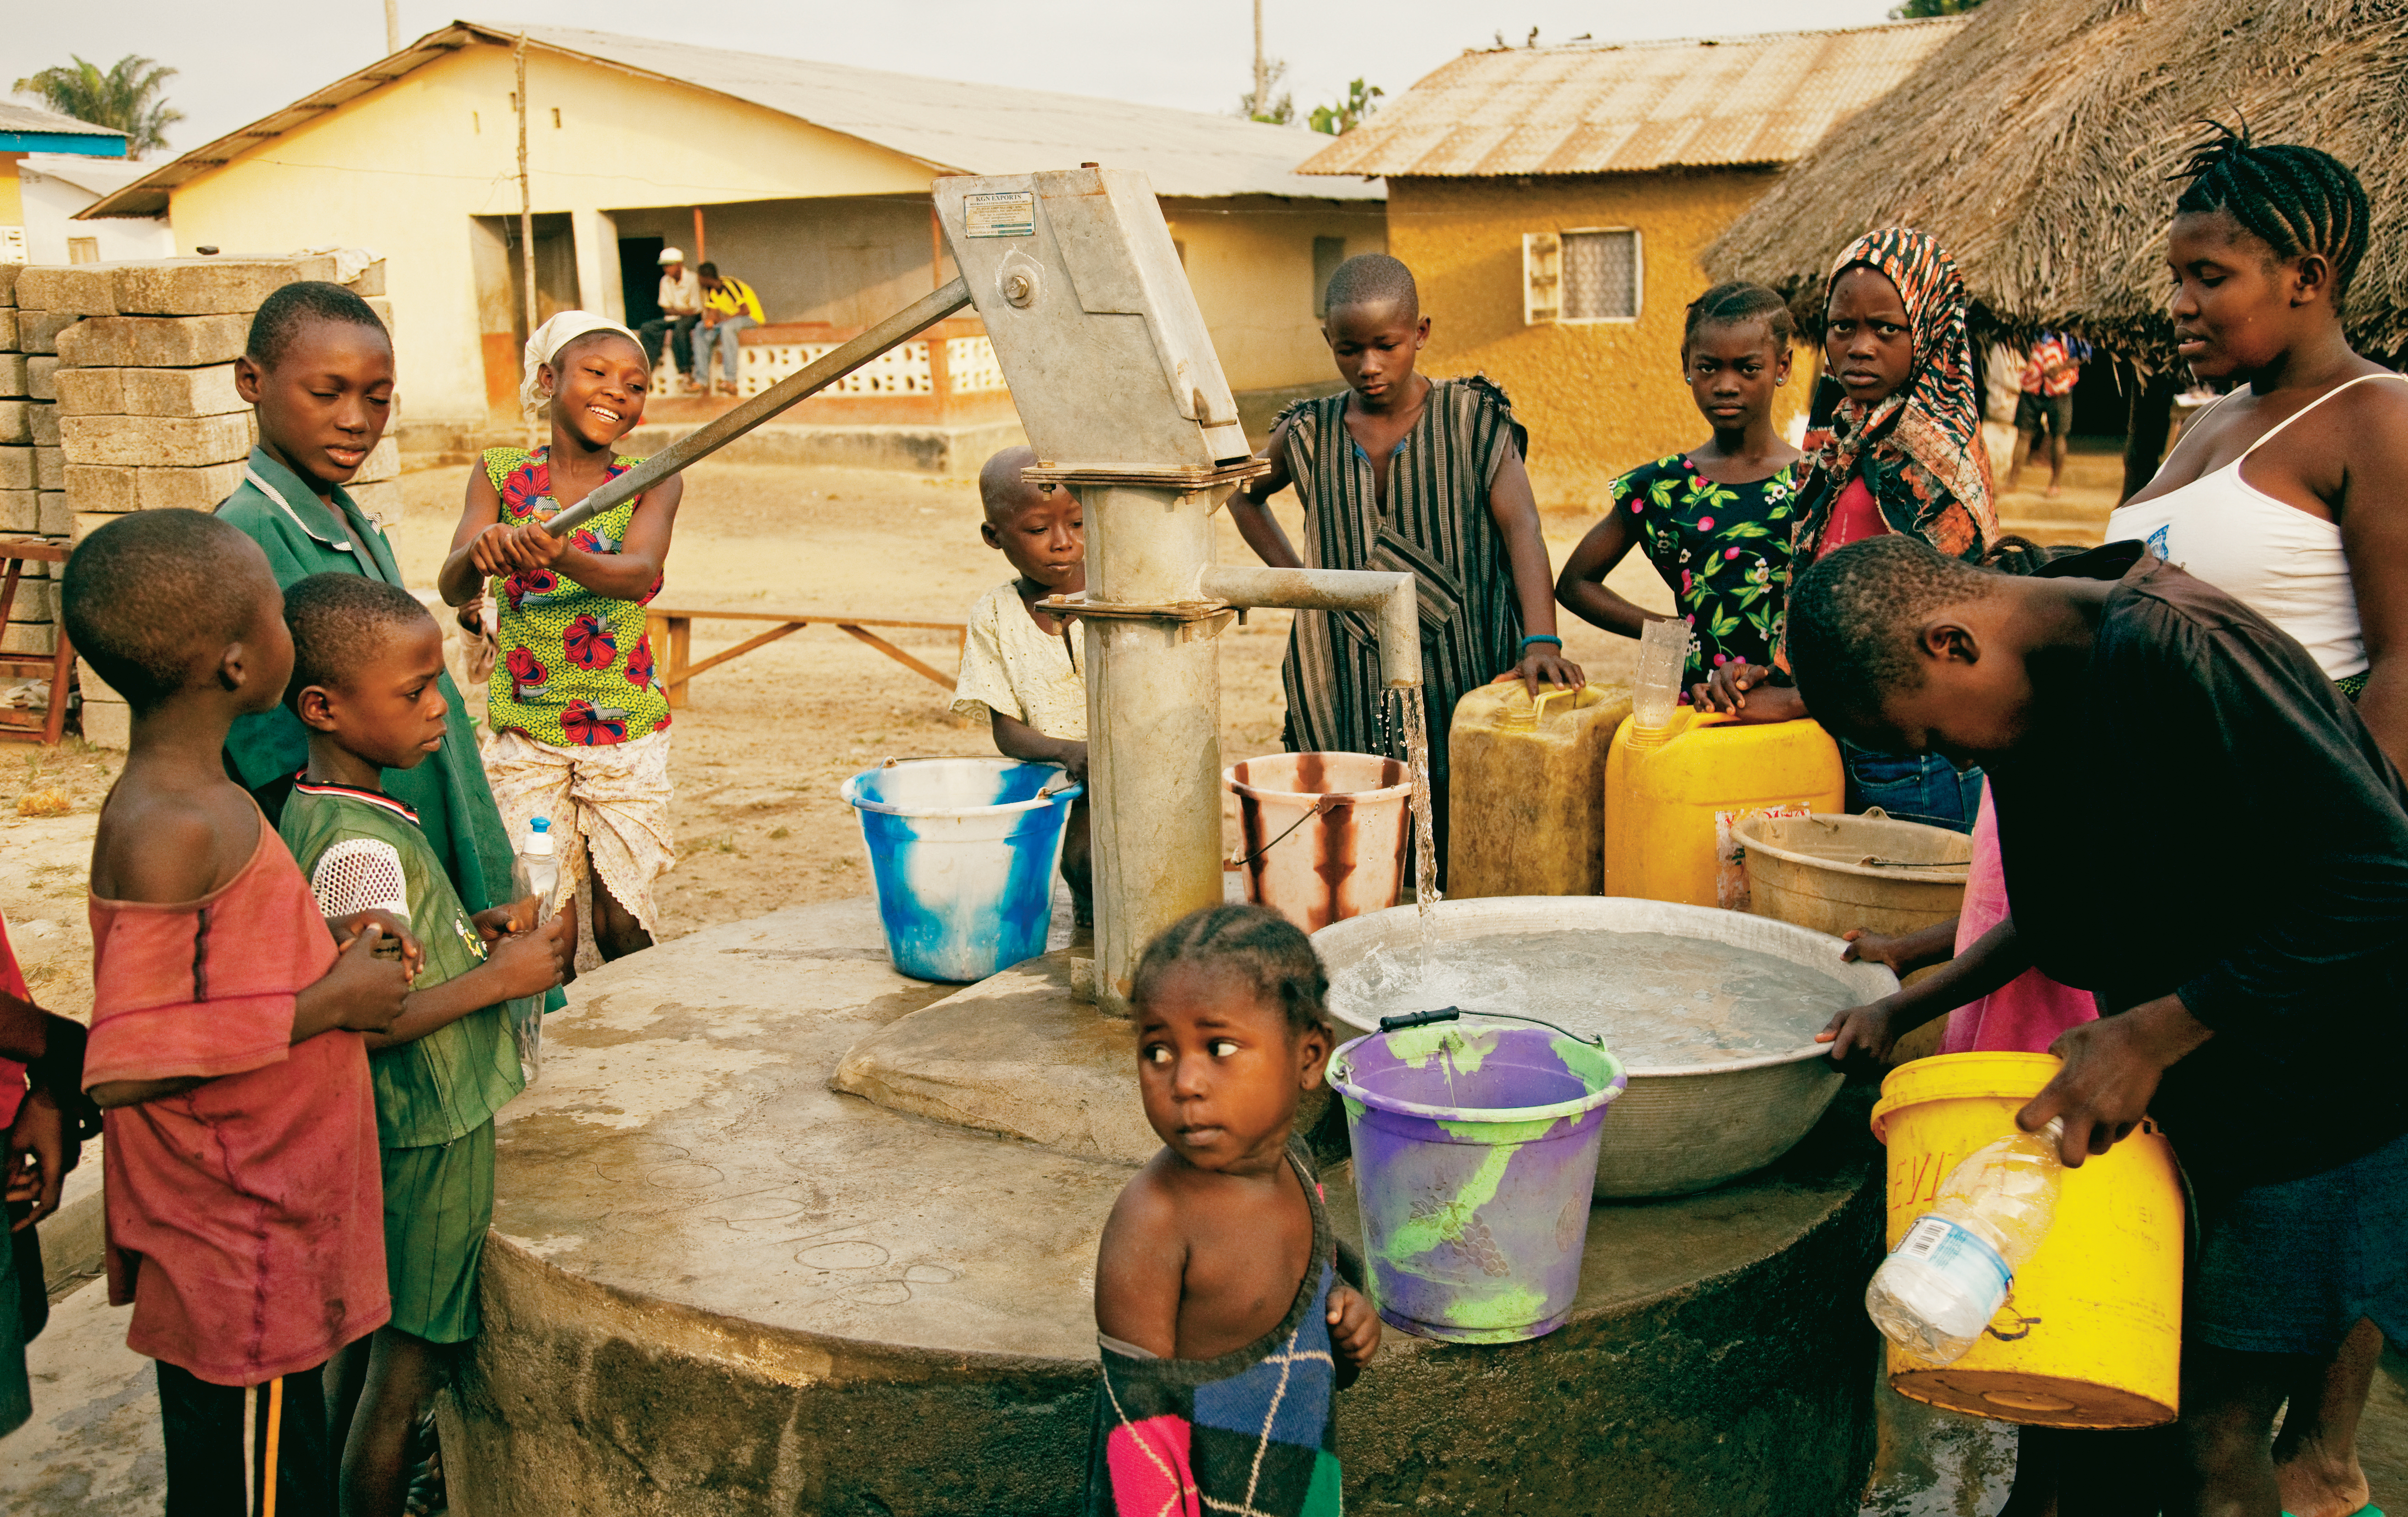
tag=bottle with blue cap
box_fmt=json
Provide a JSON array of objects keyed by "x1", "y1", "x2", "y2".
[
  {"x1": 514, "y1": 816, "x2": 559, "y2": 917},
  {"x1": 509, "y1": 817, "x2": 560, "y2": 1082}
]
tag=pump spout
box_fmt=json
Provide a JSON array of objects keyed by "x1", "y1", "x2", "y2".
[{"x1": 1199, "y1": 565, "x2": 1421, "y2": 689}]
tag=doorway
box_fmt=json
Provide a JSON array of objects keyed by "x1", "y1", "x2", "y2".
[{"x1": 619, "y1": 236, "x2": 665, "y2": 328}]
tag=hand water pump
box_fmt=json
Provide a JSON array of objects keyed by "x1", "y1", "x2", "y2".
[{"x1": 541, "y1": 167, "x2": 1421, "y2": 1012}]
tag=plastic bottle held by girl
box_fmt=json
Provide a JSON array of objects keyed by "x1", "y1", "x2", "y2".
[
  {"x1": 514, "y1": 816, "x2": 559, "y2": 912},
  {"x1": 1865, "y1": 1118, "x2": 2065, "y2": 1364},
  {"x1": 510, "y1": 816, "x2": 559, "y2": 1083}
]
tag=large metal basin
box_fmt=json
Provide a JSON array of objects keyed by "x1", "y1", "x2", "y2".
[{"x1": 1315, "y1": 897, "x2": 1897, "y2": 1197}]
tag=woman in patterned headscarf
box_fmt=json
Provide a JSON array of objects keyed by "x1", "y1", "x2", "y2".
[
  {"x1": 1697, "y1": 227, "x2": 1997, "y2": 831},
  {"x1": 1794, "y1": 226, "x2": 1998, "y2": 563}
]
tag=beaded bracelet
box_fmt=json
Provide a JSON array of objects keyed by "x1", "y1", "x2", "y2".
[{"x1": 1521, "y1": 634, "x2": 1564, "y2": 649}]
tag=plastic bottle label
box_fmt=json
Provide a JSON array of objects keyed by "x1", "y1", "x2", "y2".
[{"x1": 1892, "y1": 1214, "x2": 2011, "y2": 1301}]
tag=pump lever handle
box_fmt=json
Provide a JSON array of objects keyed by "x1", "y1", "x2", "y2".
[{"x1": 543, "y1": 278, "x2": 972, "y2": 536}]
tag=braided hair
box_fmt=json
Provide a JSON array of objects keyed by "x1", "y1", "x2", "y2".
[
  {"x1": 1130, "y1": 903, "x2": 1332, "y2": 1037},
  {"x1": 1682, "y1": 281, "x2": 1796, "y2": 356},
  {"x1": 2172, "y1": 123, "x2": 2371, "y2": 305}
]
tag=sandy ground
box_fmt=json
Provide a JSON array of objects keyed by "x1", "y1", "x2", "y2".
[
  {"x1": 379, "y1": 456, "x2": 1664, "y2": 958},
  {"x1": 0, "y1": 442, "x2": 2130, "y2": 1023}
]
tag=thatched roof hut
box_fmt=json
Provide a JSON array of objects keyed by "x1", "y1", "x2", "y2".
[{"x1": 1705, "y1": 0, "x2": 2408, "y2": 367}]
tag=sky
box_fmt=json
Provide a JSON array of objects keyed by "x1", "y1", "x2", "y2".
[{"x1": 11, "y1": 0, "x2": 1903, "y2": 160}]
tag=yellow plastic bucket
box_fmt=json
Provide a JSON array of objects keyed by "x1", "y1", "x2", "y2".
[{"x1": 1869, "y1": 1052, "x2": 2183, "y2": 1429}]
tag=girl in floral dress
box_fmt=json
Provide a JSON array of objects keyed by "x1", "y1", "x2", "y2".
[
  {"x1": 1556, "y1": 283, "x2": 1803, "y2": 690},
  {"x1": 438, "y1": 312, "x2": 683, "y2": 964}
]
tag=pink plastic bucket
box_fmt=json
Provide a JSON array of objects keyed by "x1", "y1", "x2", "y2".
[{"x1": 1223, "y1": 752, "x2": 1414, "y2": 933}]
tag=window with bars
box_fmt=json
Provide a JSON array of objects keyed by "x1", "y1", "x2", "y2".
[{"x1": 1522, "y1": 228, "x2": 1642, "y2": 325}]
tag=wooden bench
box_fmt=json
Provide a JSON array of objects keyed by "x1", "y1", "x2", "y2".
[
  {"x1": 643, "y1": 607, "x2": 967, "y2": 708},
  {"x1": 0, "y1": 538, "x2": 75, "y2": 745}
]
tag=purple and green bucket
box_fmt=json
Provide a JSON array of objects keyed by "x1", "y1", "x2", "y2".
[{"x1": 1328, "y1": 1014, "x2": 1626, "y2": 1344}]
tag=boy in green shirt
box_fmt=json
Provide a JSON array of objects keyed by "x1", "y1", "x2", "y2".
[
  {"x1": 219, "y1": 282, "x2": 527, "y2": 946},
  {"x1": 277, "y1": 573, "x2": 570, "y2": 1515}
]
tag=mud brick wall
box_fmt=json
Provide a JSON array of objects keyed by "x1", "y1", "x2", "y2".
[{"x1": 20, "y1": 254, "x2": 389, "y2": 747}]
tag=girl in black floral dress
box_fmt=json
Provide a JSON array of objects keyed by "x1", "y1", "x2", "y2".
[{"x1": 1556, "y1": 283, "x2": 1804, "y2": 695}]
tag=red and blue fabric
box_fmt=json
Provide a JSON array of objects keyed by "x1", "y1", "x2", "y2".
[
  {"x1": 1083, "y1": 1144, "x2": 1344, "y2": 1517},
  {"x1": 560, "y1": 700, "x2": 629, "y2": 747}
]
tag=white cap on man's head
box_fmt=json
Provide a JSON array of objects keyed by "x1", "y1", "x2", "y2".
[{"x1": 658, "y1": 247, "x2": 686, "y2": 265}]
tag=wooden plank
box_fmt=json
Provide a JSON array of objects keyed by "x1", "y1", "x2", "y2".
[
  {"x1": 666, "y1": 621, "x2": 804, "y2": 688},
  {"x1": 837, "y1": 624, "x2": 957, "y2": 692},
  {"x1": 648, "y1": 606, "x2": 964, "y2": 633},
  {"x1": 645, "y1": 609, "x2": 967, "y2": 701}
]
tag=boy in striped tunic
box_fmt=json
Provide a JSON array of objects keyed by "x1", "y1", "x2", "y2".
[
  {"x1": 1227, "y1": 255, "x2": 1582, "y2": 883},
  {"x1": 276, "y1": 574, "x2": 570, "y2": 1514}
]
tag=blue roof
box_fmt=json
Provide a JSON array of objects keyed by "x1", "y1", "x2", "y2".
[{"x1": 0, "y1": 101, "x2": 128, "y2": 157}]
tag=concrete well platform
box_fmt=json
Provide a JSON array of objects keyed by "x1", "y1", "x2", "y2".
[{"x1": 453, "y1": 896, "x2": 1885, "y2": 1516}]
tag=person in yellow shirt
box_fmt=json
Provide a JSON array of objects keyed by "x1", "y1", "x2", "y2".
[{"x1": 691, "y1": 262, "x2": 764, "y2": 396}]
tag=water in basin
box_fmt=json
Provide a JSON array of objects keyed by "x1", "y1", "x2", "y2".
[{"x1": 1327, "y1": 929, "x2": 1860, "y2": 1068}]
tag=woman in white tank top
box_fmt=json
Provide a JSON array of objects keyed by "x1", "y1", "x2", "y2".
[
  {"x1": 2109, "y1": 373, "x2": 2402, "y2": 687},
  {"x1": 2112, "y1": 316, "x2": 2408, "y2": 726},
  {"x1": 2096, "y1": 128, "x2": 2408, "y2": 1517}
]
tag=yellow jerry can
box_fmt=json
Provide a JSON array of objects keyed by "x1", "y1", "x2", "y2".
[
  {"x1": 1448, "y1": 680, "x2": 1633, "y2": 899},
  {"x1": 1601, "y1": 708, "x2": 1843, "y2": 908}
]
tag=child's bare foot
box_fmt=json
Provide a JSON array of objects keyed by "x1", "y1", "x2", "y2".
[
  {"x1": 2045, "y1": 484, "x2": 2063, "y2": 499},
  {"x1": 2275, "y1": 1432, "x2": 2371, "y2": 1517}
]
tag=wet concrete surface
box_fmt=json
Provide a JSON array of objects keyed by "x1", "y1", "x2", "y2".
[
  {"x1": 7, "y1": 892, "x2": 2401, "y2": 1515},
  {"x1": 454, "y1": 895, "x2": 1884, "y2": 1515}
]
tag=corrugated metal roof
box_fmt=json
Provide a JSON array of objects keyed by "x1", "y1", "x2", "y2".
[
  {"x1": 21, "y1": 153, "x2": 152, "y2": 201},
  {"x1": 1298, "y1": 18, "x2": 1968, "y2": 179},
  {"x1": 503, "y1": 21, "x2": 1379, "y2": 201},
  {"x1": 0, "y1": 101, "x2": 128, "y2": 140},
  {"x1": 82, "y1": 19, "x2": 1376, "y2": 219}
]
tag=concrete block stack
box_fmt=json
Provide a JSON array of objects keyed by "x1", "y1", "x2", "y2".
[
  {"x1": 0, "y1": 261, "x2": 69, "y2": 690},
  {"x1": 31, "y1": 253, "x2": 389, "y2": 746}
]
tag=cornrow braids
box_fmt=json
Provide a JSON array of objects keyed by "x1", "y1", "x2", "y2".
[
  {"x1": 1130, "y1": 903, "x2": 1332, "y2": 1037},
  {"x1": 2173, "y1": 122, "x2": 2372, "y2": 304},
  {"x1": 1683, "y1": 280, "x2": 1797, "y2": 355}
]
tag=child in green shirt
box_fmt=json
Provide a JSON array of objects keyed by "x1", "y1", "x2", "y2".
[{"x1": 276, "y1": 573, "x2": 571, "y2": 1515}]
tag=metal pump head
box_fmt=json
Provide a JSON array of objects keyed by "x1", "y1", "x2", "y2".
[{"x1": 933, "y1": 169, "x2": 1252, "y2": 470}]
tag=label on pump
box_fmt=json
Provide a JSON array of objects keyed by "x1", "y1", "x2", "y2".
[
  {"x1": 1893, "y1": 1214, "x2": 2012, "y2": 1301},
  {"x1": 965, "y1": 192, "x2": 1037, "y2": 238}
]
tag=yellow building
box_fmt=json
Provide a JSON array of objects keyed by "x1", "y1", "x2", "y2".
[
  {"x1": 1298, "y1": 21, "x2": 1964, "y2": 507},
  {"x1": 84, "y1": 21, "x2": 1382, "y2": 458}
]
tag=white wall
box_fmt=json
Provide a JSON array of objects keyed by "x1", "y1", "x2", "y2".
[{"x1": 23, "y1": 158, "x2": 172, "y2": 264}]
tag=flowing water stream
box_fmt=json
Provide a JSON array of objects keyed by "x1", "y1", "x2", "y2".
[{"x1": 1397, "y1": 685, "x2": 1441, "y2": 976}]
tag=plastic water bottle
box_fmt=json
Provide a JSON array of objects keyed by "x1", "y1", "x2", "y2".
[
  {"x1": 508, "y1": 817, "x2": 559, "y2": 1085},
  {"x1": 1865, "y1": 1118, "x2": 2065, "y2": 1364},
  {"x1": 514, "y1": 817, "x2": 559, "y2": 916}
]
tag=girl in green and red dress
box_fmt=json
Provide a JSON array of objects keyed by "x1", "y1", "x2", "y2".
[
  {"x1": 1555, "y1": 282, "x2": 1804, "y2": 690},
  {"x1": 438, "y1": 312, "x2": 683, "y2": 965}
]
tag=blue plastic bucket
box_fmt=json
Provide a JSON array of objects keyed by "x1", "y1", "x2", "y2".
[
  {"x1": 842, "y1": 758, "x2": 1082, "y2": 982},
  {"x1": 1329, "y1": 1016, "x2": 1626, "y2": 1342}
]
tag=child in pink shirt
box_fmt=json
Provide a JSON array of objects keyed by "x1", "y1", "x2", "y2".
[{"x1": 64, "y1": 508, "x2": 413, "y2": 1512}]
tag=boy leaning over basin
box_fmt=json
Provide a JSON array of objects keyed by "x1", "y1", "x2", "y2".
[
  {"x1": 1786, "y1": 534, "x2": 2408, "y2": 1516},
  {"x1": 63, "y1": 510, "x2": 414, "y2": 1511},
  {"x1": 952, "y1": 445, "x2": 1093, "y2": 929}
]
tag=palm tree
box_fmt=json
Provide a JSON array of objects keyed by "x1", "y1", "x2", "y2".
[{"x1": 13, "y1": 54, "x2": 184, "y2": 160}]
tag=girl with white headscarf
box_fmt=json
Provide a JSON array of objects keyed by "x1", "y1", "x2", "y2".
[{"x1": 437, "y1": 311, "x2": 685, "y2": 970}]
